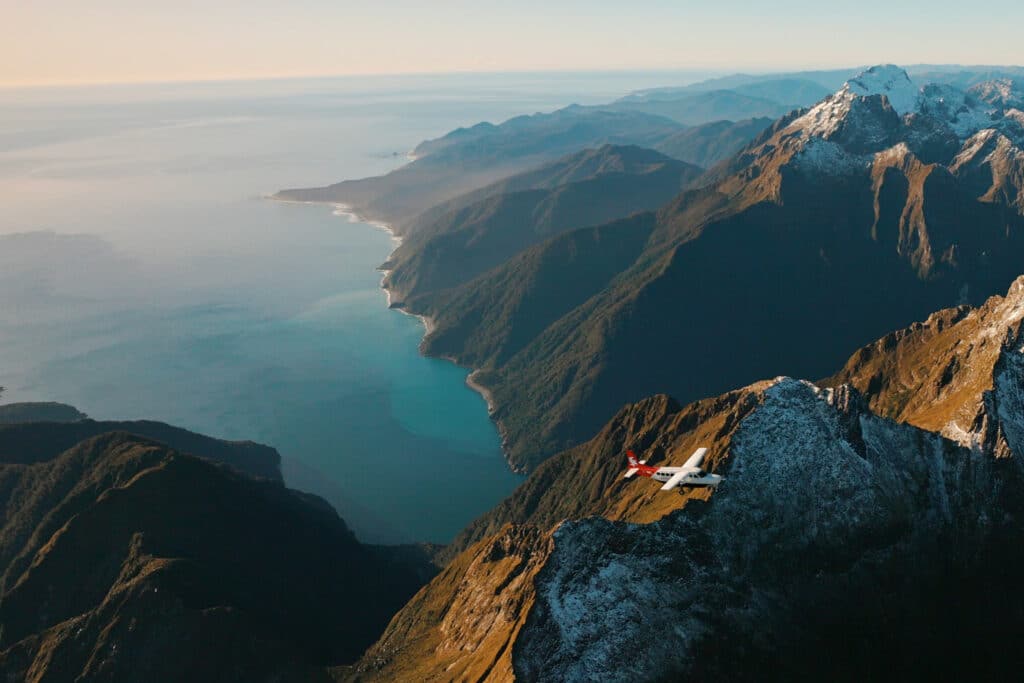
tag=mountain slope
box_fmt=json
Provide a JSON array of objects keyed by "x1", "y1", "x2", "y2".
[
  {"x1": 610, "y1": 89, "x2": 797, "y2": 126},
  {"x1": 824, "y1": 275, "x2": 1024, "y2": 454},
  {"x1": 630, "y1": 70, "x2": 857, "y2": 98},
  {"x1": 275, "y1": 106, "x2": 683, "y2": 230},
  {"x1": 419, "y1": 65, "x2": 1024, "y2": 469},
  {"x1": 383, "y1": 146, "x2": 702, "y2": 305},
  {"x1": 0, "y1": 402, "x2": 87, "y2": 424},
  {"x1": 0, "y1": 430, "x2": 436, "y2": 681},
  {"x1": 349, "y1": 277, "x2": 1024, "y2": 680},
  {"x1": 420, "y1": 213, "x2": 657, "y2": 370},
  {"x1": 0, "y1": 417, "x2": 282, "y2": 481},
  {"x1": 351, "y1": 380, "x2": 1024, "y2": 681},
  {"x1": 654, "y1": 117, "x2": 773, "y2": 167}
]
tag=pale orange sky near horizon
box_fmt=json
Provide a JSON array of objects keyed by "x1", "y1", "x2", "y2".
[{"x1": 4, "y1": 0, "x2": 1023, "y2": 87}]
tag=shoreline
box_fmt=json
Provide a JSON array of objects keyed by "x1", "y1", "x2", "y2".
[
  {"x1": 269, "y1": 194, "x2": 497, "y2": 419},
  {"x1": 465, "y1": 370, "x2": 497, "y2": 415},
  {"x1": 328, "y1": 203, "x2": 440, "y2": 338}
]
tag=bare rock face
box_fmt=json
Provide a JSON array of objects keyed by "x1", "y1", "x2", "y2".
[
  {"x1": 514, "y1": 379, "x2": 1021, "y2": 681},
  {"x1": 348, "y1": 524, "x2": 554, "y2": 683},
  {"x1": 826, "y1": 275, "x2": 1024, "y2": 454}
]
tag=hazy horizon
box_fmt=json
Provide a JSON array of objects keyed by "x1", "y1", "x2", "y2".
[{"x1": 6, "y1": 1, "x2": 1024, "y2": 87}]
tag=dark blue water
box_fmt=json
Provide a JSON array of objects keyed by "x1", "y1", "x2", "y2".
[{"x1": 0, "y1": 71, "x2": 708, "y2": 542}]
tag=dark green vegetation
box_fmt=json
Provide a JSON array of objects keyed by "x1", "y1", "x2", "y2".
[
  {"x1": 0, "y1": 415, "x2": 282, "y2": 481},
  {"x1": 0, "y1": 401, "x2": 87, "y2": 424},
  {"x1": 277, "y1": 68, "x2": 1024, "y2": 471},
  {"x1": 610, "y1": 75, "x2": 843, "y2": 125},
  {"x1": 275, "y1": 106, "x2": 684, "y2": 229},
  {"x1": 395, "y1": 72, "x2": 1024, "y2": 469},
  {"x1": 0, "y1": 423, "x2": 437, "y2": 680},
  {"x1": 653, "y1": 117, "x2": 773, "y2": 167},
  {"x1": 383, "y1": 145, "x2": 703, "y2": 305}
]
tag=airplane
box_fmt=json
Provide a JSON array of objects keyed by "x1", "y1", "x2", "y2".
[{"x1": 623, "y1": 447, "x2": 723, "y2": 490}]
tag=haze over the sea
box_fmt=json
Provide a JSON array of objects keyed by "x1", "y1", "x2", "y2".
[{"x1": 0, "y1": 71, "x2": 706, "y2": 542}]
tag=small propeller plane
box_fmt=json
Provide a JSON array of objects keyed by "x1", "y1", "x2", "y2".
[{"x1": 623, "y1": 447, "x2": 722, "y2": 490}]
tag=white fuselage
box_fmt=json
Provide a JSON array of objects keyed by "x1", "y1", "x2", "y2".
[{"x1": 651, "y1": 467, "x2": 722, "y2": 487}]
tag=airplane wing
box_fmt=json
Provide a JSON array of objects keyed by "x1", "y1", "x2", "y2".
[
  {"x1": 660, "y1": 471, "x2": 688, "y2": 491},
  {"x1": 623, "y1": 468, "x2": 639, "y2": 479},
  {"x1": 682, "y1": 447, "x2": 708, "y2": 469}
]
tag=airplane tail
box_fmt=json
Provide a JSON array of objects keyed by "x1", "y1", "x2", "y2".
[{"x1": 627, "y1": 450, "x2": 639, "y2": 467}]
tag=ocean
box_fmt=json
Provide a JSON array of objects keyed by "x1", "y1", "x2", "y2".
[{"x1": 0, "y1": 70, "x2": 708, "y2": 543}]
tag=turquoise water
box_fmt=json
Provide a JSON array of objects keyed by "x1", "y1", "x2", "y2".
[{"x1": 0, "y1": 71, "x2": 708, "y2": 543}]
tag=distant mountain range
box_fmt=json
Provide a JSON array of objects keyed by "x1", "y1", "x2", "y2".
[
  {"x1": 653, "y1": 117, "x2": 773, "y2": 167},
  {"x1": 277, "y1": 64, "x2": 1024, "y2": 471},
  {"x1": 275, "y1": 106, "x2": 685, "y2": 229},
  {"x1": 383, "y1": 145, "x2": 703, "y2": 306},
  {"x1": 392, "y1": 65, "x2": 1024, "y2": 469}
]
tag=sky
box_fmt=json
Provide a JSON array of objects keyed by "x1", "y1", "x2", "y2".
[{"x1": 4, "y1": 0, "x2": 1024, "y2": 87}]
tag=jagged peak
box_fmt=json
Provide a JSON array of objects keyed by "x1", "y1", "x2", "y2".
[
  {"x1": 845, "y1": 64, "x2": 918, "y2": 114},
  {"x1": 874, "y1": 141, "x2": 915, "y2": 164},
  {"x1": 952, "y1": 128, "x2": 1024, "y2": 172},
  {"x1": 970, "y1": 78, "x2": 1024, "y2": 108}
]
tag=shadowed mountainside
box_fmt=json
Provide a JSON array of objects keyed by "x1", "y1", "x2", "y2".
[
  {"x1": 411, "y1": 66, "x2": 1024, "y2": 470},
  {"x1": 0, "y1": 402, "x2": 87, "y2": 425},
  {"x1": 0, "y1": 418, "x2": 282, "y2": 481},
  {"x1": 275, "y1": 106, "x2": 683, "y2": 230},
  {"x1": 654, "y1": 117, "x2": 773, "y2": 167},
  {"x1": 383, "y1": 145, "x2": 703, "y2": 305},
  {"x1": 0, "y1": 430, "x2": 437, "y2": 681}
]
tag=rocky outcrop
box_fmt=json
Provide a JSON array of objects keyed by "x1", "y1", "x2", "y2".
[
  {"x1": 824, "y1": 275, "x2": 1024, "y2": 456},
  {"x1": 347, "y1": 524, "x2": 553, "y2": 683},
  {"x1": 515, "y1": 381, "x2": 1023, "y2": 681}
]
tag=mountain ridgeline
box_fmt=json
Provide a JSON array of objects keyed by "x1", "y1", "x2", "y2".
[
  {"x1": 0, "y1": 416, "x2": 437, "y2": 680},
  {"x1": 274, "y1": 106, "x2": 685, "y2": 230},
  {"x1": 393, "y1": 65, "x2": 1024, "y2": 470},
  {"x1": 347, "y1": 275, "x2": 1024, "y2": 682},
  {"x1": 382, "y1": 145, "x2": 704, "y2": 306}
]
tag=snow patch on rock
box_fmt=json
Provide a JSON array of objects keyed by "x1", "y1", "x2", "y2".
[
  {"x1": 516, "y1": 377, "x2": 999, "y2": 680},
  {"x1": 846, "y1": 65, "x2": 919, "y2": 115},
  {"x1": 793, "y1": 138, "x2": 870, "y2": 175}
]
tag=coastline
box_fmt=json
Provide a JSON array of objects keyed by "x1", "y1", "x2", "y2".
[
  {"x1": 465, "y1": 370, "x2": 497, "y2": 415},
  {"x1": 328, "y1": 203, "x2": 439, "y2": 338},
  {"x1": 269, "y1": 195, "x2": 497, "y2": 419}
]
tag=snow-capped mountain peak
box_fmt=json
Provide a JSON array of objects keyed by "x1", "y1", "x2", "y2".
[{"x1": 845, "y1": 64, "x2": 919, "y2": 114}]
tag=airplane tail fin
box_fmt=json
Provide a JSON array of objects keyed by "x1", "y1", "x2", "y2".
[{"x1": 627, "y1": 450, "x2": 639, "y2": 467}]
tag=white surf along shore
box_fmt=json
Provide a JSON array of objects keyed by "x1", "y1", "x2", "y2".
[
  {"x1": 327, "y1": 203, "x2": 437, "y2": 337},
  {"x1": 270, "y1": 196, "x2": 499, "y2": 417}
]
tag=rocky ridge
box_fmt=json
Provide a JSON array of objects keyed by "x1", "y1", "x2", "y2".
[{"x1": 348, "y1": 276, "x2": 1024, "y2": 681}]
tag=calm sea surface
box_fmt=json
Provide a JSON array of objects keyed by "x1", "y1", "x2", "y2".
[{"x1": 0, "y1": 71, "x2": 708, "y2": 542}]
